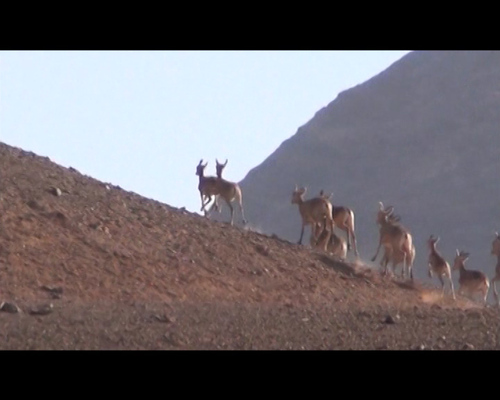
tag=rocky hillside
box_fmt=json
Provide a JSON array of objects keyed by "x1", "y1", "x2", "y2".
[
  {"x1": 235, "y1": 51, "x2": 500, "y2": 281},
  {"x1": 0, "y1": 141, "x2": 499, "y2": 350}
]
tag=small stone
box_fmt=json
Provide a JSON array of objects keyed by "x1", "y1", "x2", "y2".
[
  {"x1": 50, "y1": 187, "x2": 62, "y2": 197},
  {"x1": 41, "y1": 285, "x2": 63, "y2": 299},
  {"x1": 462, "y1": 343, "x2": 475, "y2": 350},
  {"x1": 0, "y1": 302, "x2": 21, "y2": 314},
  {"x1": 41, "y1": 285, "x2": 63, "y2": 295},
  {"x1": 383, "y1": 315, "x2": 396, "y2": 324},
  {"x1": 153, "y1": 314, "x2": 172, "y2": 323},
  {"x1": 29, "y1": 303, "x2": 54, "y2": 316}
]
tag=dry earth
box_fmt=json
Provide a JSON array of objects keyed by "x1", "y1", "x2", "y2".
[{"x1": 0, "y1": 142, "x2": 499, "y2": 350}]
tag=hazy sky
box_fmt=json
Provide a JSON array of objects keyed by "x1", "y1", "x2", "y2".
[{"x1": 0, "y1": 50, "x2": 410, "y2": 214}]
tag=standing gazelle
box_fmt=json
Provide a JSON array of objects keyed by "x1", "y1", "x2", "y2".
[
  {"x1": 207, "y1": 158, "x2": 229, "y2": 213},
  {"x1": 381, "y1": 241, "x2": 415, "y2": 280},
  {"x1": 371, "y1": 202, "x2": 413, "y2": 280},
  {"x1": 291, "y1": 186, "x2": 334, "y2": 251},
  {"x1": 452, "y1": 250, "x2": 489, "y2": 305},
  {"x1": 196, "y1": 159, "x2": 218, "y2": 215},
  {"x1": 319, "y1": 190, "x2": 358, "y2": 256},
  {"x1": 427, "y1": 235, "x2": 455, "y2": 300},
  {"x1": 195, "y1": 159, "x2": 247, "y2": 226},
  {"x1": 490, "y1": 232, "x2": 500, "y2": 306}
]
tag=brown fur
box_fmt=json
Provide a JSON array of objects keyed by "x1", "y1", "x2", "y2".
[
  {"x1": 292, "y1": 186, "x2": 334, "y2": 251},
  {"x1": 319, "y1": 190, "x2": 358, "y2": 256},
  {"x1": 371, "y1": 202, "x2": 413, "y2": 280},
  {"x1": 452, "y1": 250, "x2": 489, "y2": 305},
  {"x1": 490, "y1": 233, "x2": 500, "y2": 305},
  {"x1": 427, "y1": 235, "x2": 455, "y2": 299}
]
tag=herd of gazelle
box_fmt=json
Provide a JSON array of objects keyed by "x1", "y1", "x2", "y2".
[{"x1": 196, "y1": 159, "x2": 500, "y2": 306}]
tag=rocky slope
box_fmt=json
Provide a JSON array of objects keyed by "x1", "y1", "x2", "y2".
[{"x1": 0, "y1": 141, "x2": 498, "y2": 349}]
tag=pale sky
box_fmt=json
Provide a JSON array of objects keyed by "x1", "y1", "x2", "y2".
[{"x1": 0, "y1": 50, "x2": 410, "y2": 215}]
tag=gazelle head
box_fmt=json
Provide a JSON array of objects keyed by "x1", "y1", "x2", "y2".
[
  {"x1": 215, "y1": 159, "x2": 228, "y2": 179},
  {"x1": 318, "y1": 189, "x2": 333, "y2": 200},
  {"x1": 291, "y1": 185, "x2": 307, "y2": 204},
  {"x1": 453, "y1": 249, "x2": 470, "y2": 270},
  {"x1": 492, "y1": 232, "x2": 500, "y2": 256},
  {"x1": 196, "y1": 159, "x2": 208, "y2": 177},
  {"x1": 376, "y1": 201, "x2": 394, "y2": 225},
  {"x1": 427, "y1": 234, "x2": 440, "y2": 249}
]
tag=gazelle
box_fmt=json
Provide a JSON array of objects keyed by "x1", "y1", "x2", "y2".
[
  {"x1": 490, "y1": 232, "x2": 500, "y2": 305},
  {"x1": 371, "y1": 202, "x2": 413, "y2": 280},
  {"x1": 427, "y1": 235, "x2": 455, "y2": 299},
  {"x1": 215, "y1": 158, "x2": 227, "y2": 179},
  {"x1": 206, "y1": 159, "x2": 229, "y2": 213},
  {"x1": 195, "y1": 159, "x2": 218, "y2": 215},
  {"x1": 381, "y1": 241, "x2": 415, "y2": 280},
  {"x1": 312, "y1": 221, "x2": 347, "y2": 259},
  {"x1": 291, "y1": 186, "x2": 334, "y2": 251},
  {"x1": 378, "y1": 212, "x2": 414, "y2": 279},
  {"x1": 319, "y1": 190, "x2": 358, "y2": 256},
  {"x1": 452, "y1": 249, "x2": 489, "y2": 305},
  {"x1": 195, "y1": 159, "x2": 247, "y2": 226}
]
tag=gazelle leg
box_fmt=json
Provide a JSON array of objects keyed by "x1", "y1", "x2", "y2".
[
  {"x1": 298, "y1": 224, "x2": 305, "y2": 245},
  {"x1": 449, "y1": 274, "x2": 456, "y2": 300}
]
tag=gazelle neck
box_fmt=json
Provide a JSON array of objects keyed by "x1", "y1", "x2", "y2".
[
  {"x1": 429, "y1": 243, "x2": 438, "y2": 255},
  {"x1": 456, "y1": 260, "x2": 467, "y2": 275}
]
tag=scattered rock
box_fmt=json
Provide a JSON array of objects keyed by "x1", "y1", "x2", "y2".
[
  {"x1": 383, "y1": 314, "x2": 397, "y2": 324},
  {"x1": 41, "y1": 285, "x2": 63, "y2": 299},
  {"x1": 255, "y1": 244, "x2": 271, "y2": 257},
  {"x1": 50, "y1": 187, "x2": 62, "y2": 197},
  {"x1": 462, "y1": 343, "x2": 475, "y2": 350},
  {"x1": 29, "y1": 303, "x2": 54, "y2": 316},
  {"x1": 26, "y1": 199, "x2": 44, "y2": 211},
  {"x1": 0, "y1": 301, "x2": 21, "y2": 314},
  {"x1": 152, "y1": 313, "x2": 173, "y2": 323}
]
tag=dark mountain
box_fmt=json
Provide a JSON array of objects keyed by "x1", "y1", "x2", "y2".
[{"x1": 234, "y1": 51, "x2": 500, "y2": 279}]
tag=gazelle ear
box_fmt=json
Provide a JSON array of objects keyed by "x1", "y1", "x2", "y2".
[
  {"x1": 435, "y1": 236, "x2": 440, "y2": 243},
  {"x1": 295, "y1": 184, "x2": 298, "y2": 191},
  {"x1": 198, "y1": 159, "x2": 203, "y2": 165},
  {"x1": 223, "y1": 159, "x2": 228, "y2": 167},
  {"x1": 456, "y1": 249, "x2": 460, "y2": 256},
  {"x1": 385, "y1": 206, "x2": 394, "y2": 215},
  {"x1": 378, "y1": 201, "x2": 384, "y2": 211},
  {"x1": 495, "y1": 231, "x2": 499, "y2": 238}
]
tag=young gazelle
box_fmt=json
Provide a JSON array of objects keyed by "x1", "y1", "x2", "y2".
[
  {"x1": 490, "y1": 232, "x2": 500, "y2": 306},
  {"x1": 427, "y1": 235, "x2": 455, "y2": 299},
  {"x1": 452, "y1": 250, "x2": 489, "y2": 305},
  {"x1": 195, "y1": 159, "x2": 247, "y2": 226},
  {"x1": 319, "y1": 190, "x2": 358, "y2": 256},
  {"x1": 291, "y1": 186, "x2": 334, "y2": 251},
  {"x1": 312, "y1": 221, "x2": 347, "y2": 259},
  {"x1": 371, "y1": 202, "x2": 413, "y2": 280},
  {"x1": 381, "y1": 241, "x2": 415, "y2": 280}
]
